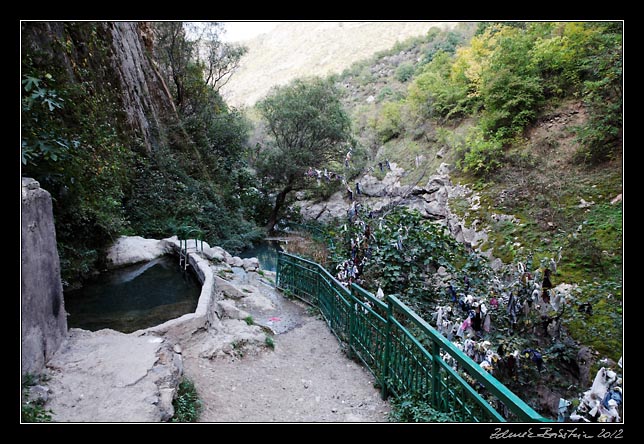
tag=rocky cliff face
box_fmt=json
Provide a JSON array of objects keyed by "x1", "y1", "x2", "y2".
[
  {"x1": 108, "y1": 22, "x2": 177, "y2": 153},
  {"x1": 296, "y1": 162, "x2": 502, "y2": 269},
  {"x1": 21, "y1": 21, "x2": 180, "y2": 374},
  {"x1": 21, "y1": 21, "x2": 177, "y2": 153}
]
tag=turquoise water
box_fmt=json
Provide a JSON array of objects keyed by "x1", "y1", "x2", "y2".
[
  {"x1": 240, "y1": 240, "x2": 282, "y2": 272},
  {"x1": 64, "y1": 255, "x2": 201, "y2": 333}
]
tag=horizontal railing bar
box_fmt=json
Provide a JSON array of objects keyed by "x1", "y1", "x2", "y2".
[
  {"x1": 275, "y1": 249, "x2": 549, "y2": 423},
  {"x1": 352, "y1": 300, "x2": 388, "y2": 325},
  {"x1": 350, "y1": 283, "x2": 388, "y2": 311},
  {"x1": 390, "y1": 317, "x2": 433, "y2": 363},
  {"x1": 437, "y1": 354, "x2": 506, "y2": 422}
]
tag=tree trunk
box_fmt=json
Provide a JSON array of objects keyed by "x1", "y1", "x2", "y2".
[{"x1": 265, "y1": 185, "x2": 293, "y2": 233}]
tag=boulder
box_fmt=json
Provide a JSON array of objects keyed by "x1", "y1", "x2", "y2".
[
  {"x1": 423, "y1": 200, "x2": 448, "y2": 219},
  {"x1": 298, "y1": 191, "x2": 347, "y2": 223},
  {"x1": 490, "y1": 258, "x2": 504, "y2": 271},
  {"x1": 217, "y1": 300, "x2": 251, "y2": 320},
  {"x1": 214, "y1": 276, "x2": 247, "y2": 299},
  {"x1": 228, "y1": 256, "x2": 244, "y2": 268},
  {"x1": 203, "y1": 246, "x2": 225, "y2": 262},
  {"x1": 536, "y1": 385, "x2": 564, "y2": 418},
  {"x1": 44, "y1": 329, "x2": 182, "y2": 422},
  {"x1": 240, "y1": 292, "x2": 275, "y2": 311},
  {"x1": 107, "y1": 236, "x2": 171, "y2": 268},
  {"x1": 196, "y1": 319, "x2": 267, "y2": 359},
  {"x1": 242, "y1": 257, "x2": 260, "y2": 272},
  {"x1": 360, "y1": 175, "x2": 388, "y2": 197},
  {"x1": 21, "y1": 178, "x2": 67, "y2": 375},
  {"x1": 437, "y1": 162, "x2": 451, "y2": 176}
]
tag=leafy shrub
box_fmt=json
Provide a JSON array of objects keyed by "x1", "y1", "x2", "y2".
[
  {"x1": 21, "y1": 395, "x2": 53, "y2": 423},
  {"x1": 376, "y1": 86, "x2": 403, "y2": 103},
  {"x1": 22, "y1": 22, "x2": 262, "y2": 287},
  {"x1": 407, "y1": 51, "x2": 471, "y2": 121},
  {"x1": 389, "y1": 392, "x2": 460, "y2": 422},
  {"x1": 456, "y1": 127, "x2": 504, "y2": 176},
  {"x1": 171, "y1": 378, "x2": 202, "y2": 422},
  {"x1": 22, "y1": 27, "x2": 135, "y2": 285},
  {"x1": 395, "y1": 62, "x2": 415, "y2": 83},
  {"x1": 331, "y1": 207, "x2": 478, "y2": 317},
  {"x1": 372, "y1": 101, "x2": 404, "y2": 143}
]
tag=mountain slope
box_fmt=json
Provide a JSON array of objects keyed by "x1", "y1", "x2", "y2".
[{"x1": 221, "y1": 21, "x2": 459, "y2": 107}]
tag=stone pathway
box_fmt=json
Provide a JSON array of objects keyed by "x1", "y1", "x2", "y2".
[{"x1": 183, "y1": 313, "x2": 390, "y2": 422}]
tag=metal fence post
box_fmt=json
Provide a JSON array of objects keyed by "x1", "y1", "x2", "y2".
[
  {"x1": 348, "y1": 286, "x2": 355, "y2": 360},
  {"x1": 431, "y1": 339, "x2": 441, "y2": 408},
  {"x1": 380, "y1": 296, "x2": 393, "y2": 400},
  {"x1": 315, "y1": 266, "x2": 320, "y2": 307},
  {"x1": 276, "y1": 252, "x2": 281, "y2": 288}
]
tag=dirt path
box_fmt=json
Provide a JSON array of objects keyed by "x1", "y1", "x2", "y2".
[{"x1": 183, "y1": 306, "x2": 390, "y2": 422}]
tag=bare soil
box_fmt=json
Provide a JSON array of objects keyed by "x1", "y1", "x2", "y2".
[{"x1": 183, "y1": 310, "x2": 390, "y2": 423}]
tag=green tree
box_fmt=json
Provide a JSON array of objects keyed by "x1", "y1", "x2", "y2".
[
  {"x1": 395, "y1": 62, "x2": 415, "y2": 83},
  {"x1": 407, "y1": 51, "x2": 471, "y2": 120},
  {"x1": 257, "y1": 77, "x2": 352, "y2": 231},
  {"x1": 372, "y1": 101, "x2": 403, "y2": 142},
  {"x1": 479, "y1": 25, "x2": 544, "y2": 140},
  {"x1": 572, "y1": 22, "x2": 622, "y2": 163}
]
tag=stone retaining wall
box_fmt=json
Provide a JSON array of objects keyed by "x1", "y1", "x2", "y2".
[{"x1": 132, "y1": 237, "x2": 220, "y2": 341}]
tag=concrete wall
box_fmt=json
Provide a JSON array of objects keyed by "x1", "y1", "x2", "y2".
[
  {"x1": 21, "y1": 178, "x2": 67, "y2": 375},
  {"x1": 134, "y1": 237, "x2": 220, "y2": 341}
]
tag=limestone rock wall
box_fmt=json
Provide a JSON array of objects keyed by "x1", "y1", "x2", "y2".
[{"x1": 21, "y1": 178, "x2": 68, "y2": 375}]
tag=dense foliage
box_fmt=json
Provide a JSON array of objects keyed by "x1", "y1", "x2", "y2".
[
  {"x1": 404, "y1": 22, "x2": 622, "y2": 173},
  {"x1": 21, "y1": 22, "x2": 262, "y2": 286},
  {"x1": 389, "y1": 391, "x2": 460, "y2": 422},
  {"x1": 22, "y1": 23, "x2": 136, "y2": 284},
  {"x1": 324, "y1": 205, "x2": 619, "y2": 414},
  {"x1": 350, "y1": 22, "x2": 621, "y2": 177},
  {"x1": 328, "y1": 207, "x2": 491, "y2": 319}
]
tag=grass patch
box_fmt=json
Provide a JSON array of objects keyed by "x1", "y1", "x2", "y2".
[
  {"x1": 171, "y1": 377, "x2": 202, "y2": 422},
  {"x1": 265, "y1": 335, "x2": 275, "y2": 350},
  {"x1": 244, "y1": 316, "x2": 254, "y2": 326},
  {"x1": 217, "y1": 269, "x2": 234, "y2": 280},
  {"x1": 563, "y1": 280, "x2": 622, "y2": 361}
]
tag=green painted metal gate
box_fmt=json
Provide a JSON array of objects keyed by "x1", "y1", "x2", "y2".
[{"x1": 276, "y1": 251, "x2": 549, "y2": 423}]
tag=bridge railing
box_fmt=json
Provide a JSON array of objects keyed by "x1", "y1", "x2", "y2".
[{"x1": 276, "y1": 251, "x2": 549, "y2": 423}]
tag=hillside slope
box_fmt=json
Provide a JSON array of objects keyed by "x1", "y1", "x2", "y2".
[
  {"x1": 284, "y1": 22, "x2": 622, "y2": 419},
  {"x1": 221, "y1": 21, "x2": 459, "y2": 107}
]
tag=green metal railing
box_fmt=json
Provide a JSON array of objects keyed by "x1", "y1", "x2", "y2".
[{"x1": 276, "y1": 251, "x2": 549, "y2": 423}]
